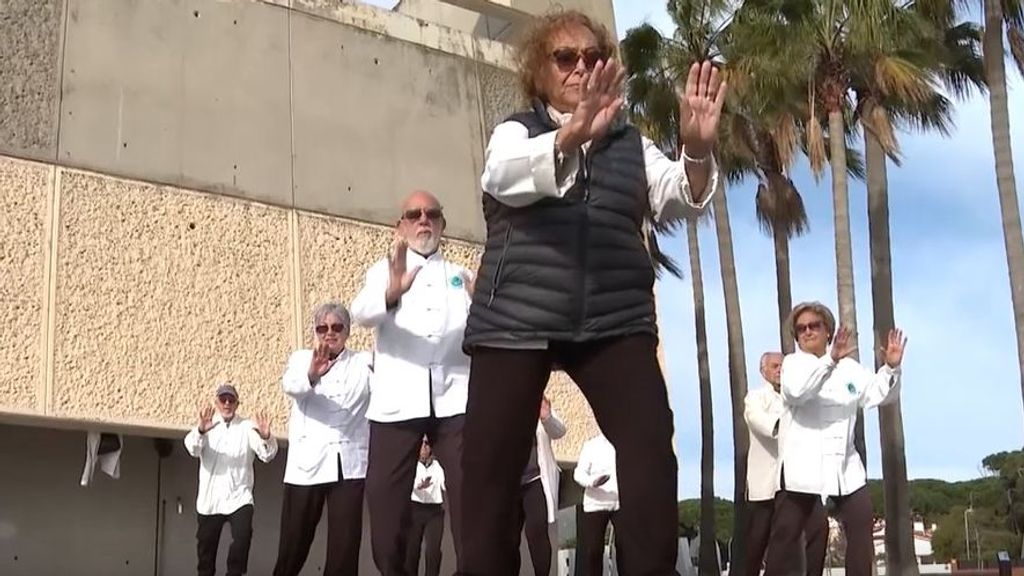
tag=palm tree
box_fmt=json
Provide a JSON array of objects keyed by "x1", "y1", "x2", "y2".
[
  {"x1": 978, "y1": 0, "x2": 1024, "y2": 434},
  {"x1": 728, "y1": 0, "x2": 885, "y2": 463},
  {"x1": 686, "y1": 214, "x2": 720, "y2": 576},
  {"x1": 621, "y1": 5, "x2": 747, "y2": 571},
  {"x1": 849, "y1": 4, "x2": 985, "y2": 574}
]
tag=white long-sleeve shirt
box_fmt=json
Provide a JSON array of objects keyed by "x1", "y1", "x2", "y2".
[
  {"x1": 573, "y1": 434, "x2": 619, "y2": 512},
  {"x1": 480, "y1": 115, "x2": 718, "y2": 222},
  {"x1": 350, "y1": 250, "x2": 472, "y2": 423},
  {"x1": 744, "y1": 384, "x2": 785, "y2": 502},
  {"x1": 184, "y1": 415, "x2": 278, "y2": 516},
  {"x1": 281, "y1": 348, "x2": 372, "y2": 485},
  {"x1": 411, "y1": 459, "x2": 446, "y2": 505},
  {"x1": 777, "y1": 349, "x2": 902, "y2": 497},
  {"x1": 478, "y1": 109, "x2": 719, "y2": 349}
]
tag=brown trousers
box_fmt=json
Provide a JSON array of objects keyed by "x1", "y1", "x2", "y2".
[
  {"x1": 765, "y1": 485, "x2": 872, "y2": 576},
  {"x1": 457, "y1": 335, "x2": 679, "y2": 576}
]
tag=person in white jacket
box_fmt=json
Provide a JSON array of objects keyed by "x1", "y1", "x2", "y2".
[
  {"x1": 743, "y1": 353, "x2": 826, "y2": 576},
  {"x1": 573, "y1": 432, "x2": 620, "y2": 576},
  {"x1": 407, "y1": 437, "x2": 447, "y2": 576},
  {"x1": 272, "y1": 302, "x2": 372, "y2": 576},
  {"x1": 513, "y1": 396, "x2": 567, "y2": 576},
  {"x1": 185, "y1": 383, "x2": 277, "y2": 576},
  {"x1": 350, "y1": 190, "x2": 474, "y2": 575},
  {"x1": 765, "y1": 301, "x2": 906, "y2": 576}
]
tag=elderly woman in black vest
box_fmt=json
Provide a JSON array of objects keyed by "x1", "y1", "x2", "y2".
[{"x1": 457, "y1": 9, "x2": 726, "y2": 576}]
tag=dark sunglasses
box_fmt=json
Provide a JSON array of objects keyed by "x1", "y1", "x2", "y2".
[
  {"x1": 551, "y1": 47, "x2": 606, "y2": 71},
  {"x1": 217, "y1": 395, "x2": 237, "y2": 405},
  {"x1": 795, "y1": 320, "x2": 824, "y2": 335},
  {"x1": 402, "y1": 207, "x2": 444, "y2": 222},
  {"x1": 315, "y1": 323, "x2": 346, "y2": 335}
]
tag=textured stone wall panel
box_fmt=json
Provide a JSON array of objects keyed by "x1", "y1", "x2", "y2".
[
  {"x1": 51, "y1": 171, "x2": 294, "y2": 428},
  {"x1": 477, "y1": 63, "x2": 525, "y2": 138},
  {"x1": 0, "y1": 0, "x2": 64, "y2": 160},
  {"x1": 0, "y1": 157, "x2": 50, "y2": 412},
  {"x1": 546, "y1": 371, "x2": 597, "y2": 462}
]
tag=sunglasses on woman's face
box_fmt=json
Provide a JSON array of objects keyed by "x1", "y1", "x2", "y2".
[
  {"x1": 550, "y1": 46, "x2": 606, "y2": 71},
  {"x1": 315, "y1": 323, "x2": 346, "y2": 335},
  {"x1": 795, "y1": 320, "x2": 824, "y2": 335}
]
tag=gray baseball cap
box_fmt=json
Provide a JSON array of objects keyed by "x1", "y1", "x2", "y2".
[{"x1": 215, "y1": 383, "x2": 239, "y2": 399}]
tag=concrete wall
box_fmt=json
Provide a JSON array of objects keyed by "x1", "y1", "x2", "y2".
[
  {"x1": 0, "y1": 423, "x2": 584, "y2": 575},
  {"x1": 0, "y1": 0, "x2": 616, "y2": 459},
  {"x1": 0, "y1": 0, "x2": 528, "y2": 242},
  {"x1": 0, "y1": 153, "x2": 596, "y2": 463}
]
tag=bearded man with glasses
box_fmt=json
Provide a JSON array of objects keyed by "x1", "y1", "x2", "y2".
[
  {"x1": 351, "y1": 189, "x2": 475, "y2": 575},
  {"x1": 273, "y1": 301, "x2": 372, "y2": 576}
]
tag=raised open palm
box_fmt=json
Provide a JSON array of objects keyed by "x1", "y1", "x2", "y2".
[
  {"x1": 386, "y1": 237, "x2": 421, "y2": 304},
  {"x1": 882, "y1": 328, "x2": 907, "y2": 368},
  {"x1": 198, "y1": 405, "x2": 215, "y2": 433},
  {"x1": 308, "y1": 341, "x2": 336, "y2": 383},
  {"x1": 679, "y1": 61, "x2": 727, "y2": 159},
  {"x1": 557, "y1": 59, "x2": 626, "y2": 151},
  {"x1": 255, "y1": 411, "x2": 272, "y2": 440}
]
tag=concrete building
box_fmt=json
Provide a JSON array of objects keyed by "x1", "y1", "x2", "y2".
[{"x1": 0, "y1": 0, "x2": 617, "y2": 574}]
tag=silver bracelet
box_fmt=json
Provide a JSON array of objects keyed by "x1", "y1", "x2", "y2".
[{"x1": 682, "y1": 147, "x2": 710, "y2": 164}]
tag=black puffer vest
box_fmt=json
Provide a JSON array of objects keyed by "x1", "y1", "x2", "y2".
[{"x1": 463, "y1": 101, "x2": 658, "y2": 351}]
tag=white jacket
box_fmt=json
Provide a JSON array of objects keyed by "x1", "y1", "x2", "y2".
[
  {"x1": 743, "y1": 384, "x2": 785, "y2": 502},
  {"x1": 574, "y1": 434, "x2": 618, "y2": 512},
  {"x1": 184, "y1": 414, "x2": 278, "y2": 515},
  {"x1": 281, "y1": 348, "x2": 372, "y2": 485},
  {"x1": 536, "y1": 411, "x2": 567, "y2": 523},
  {"x1": 777, "y1": 349, "x2": 901, "y2": 497},
  {"x1": 350, "y1": 249, "x2": 472, "y2": 423}
]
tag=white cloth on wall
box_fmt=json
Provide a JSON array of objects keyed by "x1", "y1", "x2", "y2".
[{"x1": 80, "y1": 431, "x2": 123, "y2": 486}]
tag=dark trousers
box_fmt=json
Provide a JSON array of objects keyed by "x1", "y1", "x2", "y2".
[
  {"x1": 367, "y1": 415, "x2": 464, "y2": 576},
  {"x1": 765, "y1": 486, "x2": 870, "y2": 576},
  {"x1": 576, "y1": 509, "x2": 620, "y2": 576},
  {"x1": 272, "y1": 478, "x2": 366, "y2": 576},
  {"x1": 459, "y1": 335, "x2": 678, "y2": 576},
  {"x1": 514, "y1": 479, "x2": 552, "y2": 576},
  {"x1": 745, "y1": 498, "x2": 827, "y2": 576},
  {"x1": 196, "y1": 504, "x2": 253, "y2": 576},
  {"x1": 405, "y1": 502, "x2": 445, "y2": 576}
]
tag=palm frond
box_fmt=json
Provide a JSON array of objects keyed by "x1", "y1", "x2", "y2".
[{"x1": 1009, "y1": 23, "x2": 1024, "y2": 78}]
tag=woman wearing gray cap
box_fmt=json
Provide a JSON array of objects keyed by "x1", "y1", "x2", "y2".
[{"x1": 272, "y1": 301, "x2": 372, "y2": 576}]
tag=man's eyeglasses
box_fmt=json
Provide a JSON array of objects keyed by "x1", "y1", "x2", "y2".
[
  {"x1": 551, "y1": 47, "x2": 606, "y2": 71},
  {"x1": 402, "y1": 208, "x2": 444, "y2": 222},
  {"x1": 217, "y1": 395, "x2": 237, "y2": 405},
  {"x1": 795, "y1": 320, "x2": 824, "y2": 335},
  {"x1": 315, "y1": 323, "x2": 346, "y2": 335}
]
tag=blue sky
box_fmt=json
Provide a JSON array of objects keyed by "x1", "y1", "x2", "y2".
[
  {"x1": 360, "y1": 0, "x2": 1024, "y2": 498},
  {"x1": 610, "y1": 1, "x2": 1024, "y2": 498}
]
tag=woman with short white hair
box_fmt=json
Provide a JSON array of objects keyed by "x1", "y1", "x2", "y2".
[
  {"x1": 272, "y1": 301, "x2": 371, "y2": 576},
  {"x1": 765, "y1": 301, "x2": 907, "y2": 576}
]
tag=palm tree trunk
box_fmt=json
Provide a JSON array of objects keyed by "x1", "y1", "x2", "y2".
[
  {"x1": 711, "y1": 181, "x2": 750, "y2": 575},
  {"x1": 829, "y1": 109, "x2": 867, "y2": 466},
  {"x1": 773, "y1": 226, "x2": 795, "y2": 354},
  {"x1": 866, "y1": 127, "x2": 919, "y2": 576},
  {"x1": 984, "y1": 0, "x2": 1024, "y2": 433},
  {"x1": 688, "y1": 218, "x2": 719, "y2": 576}
]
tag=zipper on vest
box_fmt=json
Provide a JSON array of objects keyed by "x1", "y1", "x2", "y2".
[
  {"x1": 576, "y1": 151, "x2": 596, "y2": 329},
  {"x1": 488, "y1": 223, "x2": 515, "y2": 307}
]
